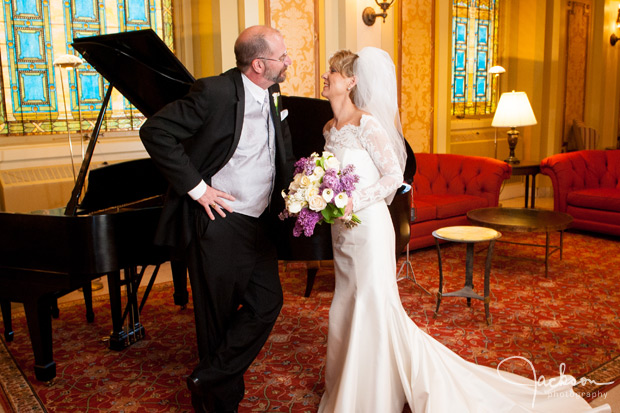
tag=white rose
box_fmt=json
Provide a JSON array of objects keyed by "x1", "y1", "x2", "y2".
[
  {"x1": 305, "y1": 187, "x2": 319, "y2": 202},
  {"x1": 290, "y1": 190, "x2": 305, "y2": 203},
  {"x1": 308, "y1": 195, "x2": 327, "y2": 212},
  {"x1": 334, "y1": 192, "x2": 348, "y2": 209},
  {"x1": 289, "y1": 174, "x2": 303, "y2": 191},
  {"x1": 322, "y1": 151, "x2": 335, "y2": 159},
  {"x1": 312, "y1": 166, "x2": 325, "y2": 180},
  {"x1": 324, "y1": 155, "x2": 340, "y2": 171},
  {"x1": 287, "y1": 199, "x2": 304, "y2": 214},
  {"x1": 300, "y1": 175, "x2": 312, "y2": 188},
  {"x1": 322, "y1": 188, "x2": 334, "y2": 203}
]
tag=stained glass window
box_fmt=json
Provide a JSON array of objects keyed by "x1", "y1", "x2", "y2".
[
  {"x1": 0, "y1": 0, "x2": 174, "y2": 137},
  {"x1": 451, "y1": 0, "x2": 500, "y2": 117}
]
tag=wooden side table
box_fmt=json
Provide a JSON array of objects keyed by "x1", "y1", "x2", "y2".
[
  {"x1": 467, "y1": 207, "x2": 573, "y2": 277},
  {"x1": 509, "y1": 161, "x2": 541, "y2": 208},
  {"x1": 433, "y1": 226, "x2": 501, "y2": 325}
]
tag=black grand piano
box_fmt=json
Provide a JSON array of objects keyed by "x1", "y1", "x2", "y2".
[
  {"x1": 0, "y1": 29, "x2": 195, "y2": 382},
  {"x1": 0, "y1": 29, "x2": 416, "y2": 382}
]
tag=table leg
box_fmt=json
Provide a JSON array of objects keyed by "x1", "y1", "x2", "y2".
[
  {"x1": 484, "y1": 240, "x2": 496, "y2": 325},
  {"x1": 531, "y1": 174, "x2": 537, "y2": 208},
  {"x1": 465, "y1": 243, "x2": 474, "y2": 307},
  {"x1": 524, "y1": 175, "x2": 530, "y2": 208},
  {"x1": 545, "y1": 232, "x2": 550, "y2": 277},
  {"x1": 434, "y1": 239, "x2": 444, "y2": 317}
]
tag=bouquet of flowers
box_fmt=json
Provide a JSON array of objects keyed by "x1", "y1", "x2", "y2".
[{"x1": 279, "y1": 151, "x2": 361, "y2": 237}]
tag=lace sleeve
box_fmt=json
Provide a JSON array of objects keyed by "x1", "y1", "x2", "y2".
[{"x1": 352, "y1": 116, "x2": 404, "y2": 211}]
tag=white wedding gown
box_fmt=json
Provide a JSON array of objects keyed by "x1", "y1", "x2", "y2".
[{"x1": 317, "y1": 114, "x2": 611, "y2": 413}]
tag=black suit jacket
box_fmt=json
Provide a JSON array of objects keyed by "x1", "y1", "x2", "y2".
[{"x1": 140, "y1": 68, "x2": 295, "y2": 248}]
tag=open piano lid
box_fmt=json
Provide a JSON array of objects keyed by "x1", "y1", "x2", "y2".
[
  {"x1": 65, "y1": 30, "x2": 196, "y2": 215},
  {"x1": 72, "y1": 29, "x2": 195, "y2": 118}
]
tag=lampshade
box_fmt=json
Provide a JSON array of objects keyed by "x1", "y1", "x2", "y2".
[
  {"x1": 488, "y1": 65, "x2": 506, "y2": 74},
  {"x1": 491, "y1": 91, "x2": 537, "y2": 128}
]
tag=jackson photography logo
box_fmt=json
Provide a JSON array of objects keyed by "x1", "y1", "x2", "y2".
[{"x1": 496, "y1": 356, "x2": 614, "y2": 408}]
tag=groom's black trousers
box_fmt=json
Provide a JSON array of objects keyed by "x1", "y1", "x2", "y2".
[{"x1": 186, "y1": 208, "x2": 283, "y2": 410}]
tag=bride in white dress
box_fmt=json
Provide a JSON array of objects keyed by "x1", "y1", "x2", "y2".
[{"x1": 317, "y1": 47, "x2": 611, "y2": 413}]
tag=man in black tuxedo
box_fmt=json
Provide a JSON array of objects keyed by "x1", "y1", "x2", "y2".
[{"x1": 139, "y1": 25, "x2": 295, "y2": 412}]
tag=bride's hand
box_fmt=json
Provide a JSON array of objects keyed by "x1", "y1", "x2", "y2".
[{"x1": 339, "y1": 197, "x2": 353, "y2": 219}]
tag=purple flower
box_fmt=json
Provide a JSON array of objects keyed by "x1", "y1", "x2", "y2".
[
  {"x1": 293, "y1": 208, "x2": 322, "y2": 237},
  {"x1": 340, "y1": 170, "x2": 359, "y2": 196},
  {"x1": 320, "y1": 169, "x2": 341, "y2": 194},
  {"x1": 294, "y1": 156, "x2": 317, "y2": 176}
]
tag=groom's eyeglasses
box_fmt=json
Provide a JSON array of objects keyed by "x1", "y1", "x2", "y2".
[{"x1": 257, "y1": 51, "x2": 288, "y2": 64}]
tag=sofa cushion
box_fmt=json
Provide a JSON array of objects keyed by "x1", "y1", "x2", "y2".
[
  {"x1": 567, "y1": 188, "x2": 620, "y2": 213},
  {"x1": 414, "y1": 194, "x2": 488, "y2": 221},
  {"x1": 413, "y1": 199, "x2": 436, "y2": 223},
  {"x1": 567, "y1": 206, "x2": 620, "y2": 227}
]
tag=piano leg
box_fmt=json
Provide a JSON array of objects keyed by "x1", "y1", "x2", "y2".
[
  {"x1": 82, "y1": 282, "x2": 95, "y2": 323},
  {"x1": 50, "y1": 299, "x2": 59, "y2": 319},
  {"x1": 1, "y1": 299, "x2": 13, "y2": 342},
  {"x1": 23, "y1": 298, "x2": 56, "y2": 382}
]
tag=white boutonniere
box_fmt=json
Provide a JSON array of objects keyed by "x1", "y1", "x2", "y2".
[{"x1": 272, "y1": 92, "x2": 281, "y2": 115}]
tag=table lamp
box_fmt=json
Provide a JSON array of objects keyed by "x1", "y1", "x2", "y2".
[{"x1": 491, "y1": 91, "x2": 537, "y2": 164}]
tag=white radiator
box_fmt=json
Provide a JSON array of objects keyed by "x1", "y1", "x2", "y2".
[{"x1": 0, "y1": 165, "x2": 77, "y2": 212}]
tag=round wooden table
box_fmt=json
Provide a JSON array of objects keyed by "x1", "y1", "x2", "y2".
[
  {"x1": 432, "y1": 226, "x2": 502, "y2": 325},
  {"x1": 467, "y1": 207, "x2": 573, "y2": 277}
]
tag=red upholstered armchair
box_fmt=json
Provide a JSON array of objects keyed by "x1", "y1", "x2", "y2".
[
  {"x1": 540, "y1": 150, "x2": 620, "y2": 236},
  {"x1": 409, "y1": 153, "x2": 512, "y2": 250}
]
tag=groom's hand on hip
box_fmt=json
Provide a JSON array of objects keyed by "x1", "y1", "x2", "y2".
[{"x1": 197, "y1": 185, "x2": 235, "y2": 220}]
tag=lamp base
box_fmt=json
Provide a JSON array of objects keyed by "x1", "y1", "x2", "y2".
[
  {"x1": 504, "y1": 128, "x2": 520, "y2": 165},
  {"x1": 504, "y1": 156, "x2": 520, "y2": 165}
]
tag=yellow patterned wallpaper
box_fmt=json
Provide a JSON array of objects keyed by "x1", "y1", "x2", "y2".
[
  {"x1": 563, "y1": 0, "x2": 590, "y2": 144},
  {"x1": 400, "y1": 0, "x2": 434, "y2": 153},
  {"x1": 268, "y1": 0, "x2": 317, "y2": 98}
]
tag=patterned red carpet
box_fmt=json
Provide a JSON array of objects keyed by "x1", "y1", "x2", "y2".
[{"x1": 0, "y1": 230, "x2": 619, "y2": 412}]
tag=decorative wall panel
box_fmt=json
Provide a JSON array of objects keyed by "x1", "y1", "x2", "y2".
[
  {"x1": 2, "y1": 0, "x2": 56, "y2": 135},
  {"x1": 563, "y1": 0, "x2": 590, "y2": 148},
  {"x1": 268, "y1": 0, "x2": 317, "y2": 98},
  {"x1": 400, "y1": 0, "x2": 434, "y2": 153},
  {"x1": 451, "y1": 0, "x2": 499, "y2": 117},
  {"x1": 0, "y1": 0, "x2": 173, "y2": 137}
]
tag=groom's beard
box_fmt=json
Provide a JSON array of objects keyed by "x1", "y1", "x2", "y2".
[{"x1": 265, "y1": 65, "x2": 287, "y2": 84}]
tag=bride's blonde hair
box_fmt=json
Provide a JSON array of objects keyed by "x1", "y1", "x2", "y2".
[{"x1": 328, "y1": 50, "x2": 358, "y2": 101}]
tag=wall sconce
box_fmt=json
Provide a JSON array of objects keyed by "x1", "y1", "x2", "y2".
[
  {"x1": 610, "y1": 5, "x2": 620, "y2": 45},
  {"x1": 491, "y1": 91, "x2": 537, "y2": 165},
  {"x1": 362, "y1": 1, "x2": 395, "y2": 26}
]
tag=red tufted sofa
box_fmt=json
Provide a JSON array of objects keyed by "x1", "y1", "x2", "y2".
[
  {"x1": 409, "y1": 153, "x2": 512, "y2": 250},
  {"x1": 540, "y1": 150, "x2": 620, "y2": 236}
]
